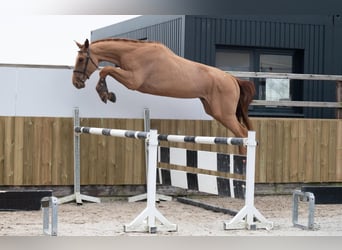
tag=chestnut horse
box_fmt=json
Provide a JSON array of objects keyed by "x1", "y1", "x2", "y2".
[{"x1": 72, "y1": 38, "x2": 255, "y2": 154}]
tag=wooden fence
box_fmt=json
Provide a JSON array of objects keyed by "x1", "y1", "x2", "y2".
[
  {"x1": 0, "y1": 117, "x2": 74, "y2": 185},
  {"x1": 0, "y1": 116, "x2": 341, "y2": 186}
]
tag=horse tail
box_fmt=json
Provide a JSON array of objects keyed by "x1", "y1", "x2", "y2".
[{"x1": 235, "y1": 78, "x2": 256, "y2": 130}]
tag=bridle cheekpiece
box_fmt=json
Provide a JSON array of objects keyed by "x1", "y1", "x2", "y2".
[{"x1": 73, "y1": 48, "x2": 98, "y2": 81}]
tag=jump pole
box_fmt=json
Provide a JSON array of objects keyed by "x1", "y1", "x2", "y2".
[{"x1": 58, "y1": 107, "x2": 101, "y2": 205}]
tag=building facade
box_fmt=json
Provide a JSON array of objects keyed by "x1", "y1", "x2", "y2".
[{"x1": 92, "y1": 15, "x2": 342, "y2": 118}]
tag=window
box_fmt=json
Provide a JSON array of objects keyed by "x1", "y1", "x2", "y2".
[
  {"x1": 215, "y1": 46, "x2": 304, "y2": 117},
  {"x1": 216, "y1": 50, "x2": 251, "y2": 72},
  {"x1": 259, "y1": 54, "x2": 292, "y2": 101}
]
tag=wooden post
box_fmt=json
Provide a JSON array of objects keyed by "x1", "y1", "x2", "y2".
[{"x1": 337, "y1": 81, "x2": 342, "y2": 119}]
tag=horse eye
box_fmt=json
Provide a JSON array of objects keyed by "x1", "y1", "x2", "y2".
[{"x1": 78, "y1": 58, "x2": 84, "y2": 63}]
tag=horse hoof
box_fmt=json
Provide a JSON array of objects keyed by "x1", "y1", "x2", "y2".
[
  {"x1": 108, "y1": 92, "x2": 116, "y2": 103},
  {"x1": 99, "y1": 94, "x2": 108, "y2": 104}
]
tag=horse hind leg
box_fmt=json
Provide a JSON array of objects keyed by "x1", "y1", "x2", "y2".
[
  {"x1": 219, "y1": 115, "x2": 248, "y2": 155},
  {"x1": 96, "y1": 78, "x2": 116, "y2": 103},
  {"x1": 200, "y1": 98, "x2": 247, "y2": 155}
]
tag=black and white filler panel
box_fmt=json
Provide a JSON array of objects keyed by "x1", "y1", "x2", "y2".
[{"x1": 158, "y1": 147, "x2": 246, "y2": 199}]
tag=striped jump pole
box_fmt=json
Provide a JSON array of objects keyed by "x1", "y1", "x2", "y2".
[
  {"x1": 157, "y1": 134, "x2": 247, "y2": 146},
  {"x1": 74, "y1": 126, "x2": 247, "y2": 146},
  {"x1": 74, "y1": 126, "x2": 149, "y2": 139}
]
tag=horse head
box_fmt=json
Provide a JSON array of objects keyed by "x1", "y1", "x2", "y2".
[{"x1": 72, "y1": 39, "x2": 99, "y2": 89}]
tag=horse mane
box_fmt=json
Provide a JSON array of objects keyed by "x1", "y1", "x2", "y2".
[{"x1": 91, "y1": 38, "x2": 160, "y2": 45}]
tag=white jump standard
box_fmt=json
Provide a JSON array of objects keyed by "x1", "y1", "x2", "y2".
[
  {"x1": 224, "y1": 131, "x2": 273, "y2": 230},
  {"x1": 75, "y1": 127, "x2": 177, "y2": 233},
  {"x1": 58, "y1": 108, "x2": 101, "y2": 205}
]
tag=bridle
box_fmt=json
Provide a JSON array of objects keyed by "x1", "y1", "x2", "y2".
[{"x1": 73, "y1": 49, "x2": 98, "y2": 81}]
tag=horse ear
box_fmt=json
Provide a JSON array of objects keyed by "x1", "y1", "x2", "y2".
[
  {"x1": 75, "y1": 40, "x2": 83, "y2": 49},
  {"x1": 84, "y1": 39, "x2": 89, "y2": 48}
]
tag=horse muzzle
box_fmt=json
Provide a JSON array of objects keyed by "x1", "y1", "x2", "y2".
[{"x1": 73, "y1": 79, "x2": 86, "y2": 89}]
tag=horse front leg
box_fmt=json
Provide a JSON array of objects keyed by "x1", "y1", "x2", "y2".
[
  {"x1": 95, "y1": 77, "x2": 116, "y2": 103},
  {"x1": 99, "y1": 66, "x2": 142, "y2": 90}
]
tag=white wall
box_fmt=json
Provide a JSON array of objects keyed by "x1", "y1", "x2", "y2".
[{"x1": 0, "y1": 65, "x2": 212, "y2": 119}]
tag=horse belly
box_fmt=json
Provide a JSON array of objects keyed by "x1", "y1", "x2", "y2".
[{"x1": 138, "y1": 81, "x2": 201, "y2": 98}]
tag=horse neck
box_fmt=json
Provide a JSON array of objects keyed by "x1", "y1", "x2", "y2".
[{"x1": 91, "y1": 40, "x2": 143, "y2": 65}]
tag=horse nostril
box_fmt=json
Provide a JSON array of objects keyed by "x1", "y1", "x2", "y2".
[
  {"x1": 73, "y1": 78, "x2": 86, "y2": 89},
  {"x1": 73, "y1": 82, "x2": 81, "y2": 89},
  {"x1": 77, "y1": 82, "x2": 85, "y2": 89}
]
